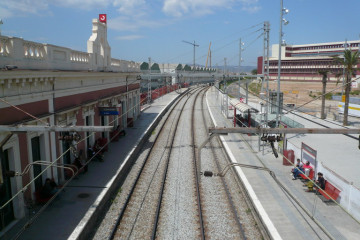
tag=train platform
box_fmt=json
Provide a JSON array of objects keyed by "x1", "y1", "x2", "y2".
[
  {"x1": 3, "y1": 90, "x2": 183, "y2": 240},
  {"x1": 205, "y1": 86, "x2": 360, "y2": 240}
]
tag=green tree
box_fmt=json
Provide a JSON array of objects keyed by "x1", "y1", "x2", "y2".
[
  {"x1": 333, "y1": 49, "x2": 360, "y2": 125},
  {"x1": 140, "y1": 62, "x2": 149, "y2": 70},
  {"x1": 251, "y1": 69, "x2": 258, "y2": 75},
  {"x1": 151, "y1": 63, "x2": 160, "y2": 73},
  {"x1": 176, "y1": 64, "x2": 183, "y2": 70},
  {"x1": 183, "y1": 64, "x2": 191, "y2": 71},
  {"x1": 318, "y1": 70, "x2": 329, "y2": 119}
]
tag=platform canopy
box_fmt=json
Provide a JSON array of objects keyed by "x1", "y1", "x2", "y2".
[{"x1": 229, "y1": 99, "x2": 259, "y2": 113}]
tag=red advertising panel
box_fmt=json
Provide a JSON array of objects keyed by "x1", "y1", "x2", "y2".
[{"x1": 99, "y1": 14, "x2": 107, "y2": 23}]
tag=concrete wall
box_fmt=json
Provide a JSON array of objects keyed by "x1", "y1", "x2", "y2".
[{"x1": 0, "y1": 19, "x2": 140, "y2": 73}]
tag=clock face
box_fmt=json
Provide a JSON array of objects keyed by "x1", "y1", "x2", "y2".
[{"x1": 99, "y1": 14, "x2": 107, "y2": 23}]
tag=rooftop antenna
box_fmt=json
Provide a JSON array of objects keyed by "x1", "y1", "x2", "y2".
[{"x1": 182, "y1": 40, "x2": 199, "y2": 71}]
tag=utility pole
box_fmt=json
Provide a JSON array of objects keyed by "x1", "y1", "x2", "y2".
[
  {"x1": 264, "y1": 22, "x2": 270, "y2": 125},
  {"x1": 259, "y1": 21, "x2": 271, "y2": 152},
  {"x1": 182, "y1": 40, "x2": 199, "y2": 71},
  {"x1": 148, "y1": 57, "x2": 152, "y2": 104},
  {"x1": 239, "y1": 38, "x2": 244, "y2": 101},
  {"x1": 341, "y1": 39, "x2": 348, "y2": 97},
  {"x1": 224, "y1": 57, "x2": 229, "y2": 118},
  {"x1": 276, "y1": 0, "x2": 289, "y2": 127}
]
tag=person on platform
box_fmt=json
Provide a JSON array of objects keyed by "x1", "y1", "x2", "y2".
[
  {"x1": 87, "y1": 141, "x2": 104, "y2": 162},
  {"x1": 73, "y1": 150, "x2": 88, "y2": 173},
  {"x1": 306, "y1": 172, "x2": 325, "y2": 192},
  {"x1": 41, "y1": 178, "x2": 58, "y2": 198},
  {"x1": 291, "y1": 159, "x2": 304, "y2": 180},
  {"x1": 302, "y1": 161, "x2": 313, "y2": 177}
]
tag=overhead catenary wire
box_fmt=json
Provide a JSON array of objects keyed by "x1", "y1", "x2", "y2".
[
  {"x1": 0, "y1": 98, "x2": 49, "y2": 126},
  {"x1": 223, "y1": 32, "x2": 264, "y2": 66},
  {"x1": 1, "y1": 83, "x2": 171, "y2": 238},
  {"x1": 238, "y1": 74, "x2": 360, "y2": 129},
  {"x1": 8, "y1": 85, "x2": 176, "y2": 239},
  {"x1": 227, "y1": 76, "x2": 360, "y2": 227},
  {"x1": 164, "y1": 22, "x2": 264, "y2": 65},
  {"x1": 199, "y1": 27, "x2": 264, "y2": 66}
]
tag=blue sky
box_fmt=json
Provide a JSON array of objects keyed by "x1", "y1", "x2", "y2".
[{"x1": 1, "y1": 0, "x2": 360, "y2": 68}]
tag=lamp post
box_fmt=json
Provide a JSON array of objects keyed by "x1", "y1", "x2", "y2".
[
  {"x1": 182, "y1": 40, "x2": 199, "y2": 71},
  {"x1": 276, "y1": 0, "x2": 289, "y2": 127}
]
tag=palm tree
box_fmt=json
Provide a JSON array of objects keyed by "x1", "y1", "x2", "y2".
[
  {"x1": 333, "y1": 49, "x2": 360, "y2": 126},
  {"x1": 318, "y1": 70, "x2": 329, "y2": 119}
]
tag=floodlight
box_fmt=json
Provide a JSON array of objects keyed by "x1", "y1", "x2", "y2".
[{"x1": 283, "y1": 18, "x2": 289, "y2": 25}]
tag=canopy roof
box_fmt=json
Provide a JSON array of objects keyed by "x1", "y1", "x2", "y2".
[{"x1": 230, "y1": 99, "x2": 259, "y2": 113}]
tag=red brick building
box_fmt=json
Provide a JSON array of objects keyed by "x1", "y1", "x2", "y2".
[{"x1": 0, "y1": 19, "x2": 140, "y2": 232}]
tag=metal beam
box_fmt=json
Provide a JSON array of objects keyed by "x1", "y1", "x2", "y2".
[
  {"x1": 209, "y1": 127, "x2": 360, "y2": 135},
  {"x1": 140, "y1": 73, "x2": 263, "y2": 79},
  {"x1": 0, "y1": 125, "x2": 113, "y2": 132}
]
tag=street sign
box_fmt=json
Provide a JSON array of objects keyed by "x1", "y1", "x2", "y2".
[{"x1": 99, "y1": 107, "x2": 118, "y2": 116}]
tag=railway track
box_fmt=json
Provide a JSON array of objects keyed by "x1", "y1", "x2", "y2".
[
  {"x1": 94, "y1": 86, "x2": 266, "y2": 239},
  {"x1": 108, "y1": 87, "x2": 204, "y2": 239}
]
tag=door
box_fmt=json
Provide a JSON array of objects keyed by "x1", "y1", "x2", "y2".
[
  {"x1": 31, "y1": 137, "x2": 43, "y2": 192},
  {"x1": 0, "y1": 149, "x2": 15, "y2": 231},
  {"x1": 61, "y1": 132, "x2": 71, "y2": 165},
  {"x1": 101, "y1": 116, "x2": 105, "y2": 139}
]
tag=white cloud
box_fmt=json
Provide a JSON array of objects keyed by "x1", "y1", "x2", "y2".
[
  {"x1": 162, "y1": 0, "x2": 260, "y2": 17},
  {"x1": 113, "y1": 0, "x2": 146, "y2": 15},
  {"x1": 242, "y1": 5, "x2": 261, "y2": 13},
  {"x1": 0, "y1": 0, "x2": 49, "y2": 17},
  {"x1": 108, "y1": 15, "x2": 166, "y2": 32},
  {"x1": 116, "y1": 35, "x2": 144, "y2": 40},
  {"x1": 52, "y1": 0, "x2": 111, "y2": 10},
  {"x1": 0, "y1": 0, "x2": 112, "y2": 17}
]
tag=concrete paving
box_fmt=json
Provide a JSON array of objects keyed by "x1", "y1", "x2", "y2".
[{"x1": 206, "y1": 86, "x2": 360, "y2": 240}]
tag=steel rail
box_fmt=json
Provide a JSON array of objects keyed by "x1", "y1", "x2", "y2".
[
  {"x1": 200, "y1": 88, "x2": 247, "y2": 239},
  {"x1": 191, "y1": 88, "x2": 208, "y2": 240},
  {"x1": 108, "y1": 88, "x2": 194, "y2": 240},
  {"x1": 151, "y1": 87, "x2": 203, "y2": 239}
]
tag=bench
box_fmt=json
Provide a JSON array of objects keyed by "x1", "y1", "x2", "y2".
[
  {"x1": 317, "y1": 181, "x2": 341, "y2": 202},
  {"x1": 299, "y1": 168, "x2": 314, "y2": 181}
]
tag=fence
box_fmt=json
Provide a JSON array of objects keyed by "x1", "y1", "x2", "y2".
[
  {"x1": 286, "y1": 139, "x2": 360, "y2": 222},
  {"x1": 0, "y1": 35, "x2": 140, "y2": 72},
  {"x1": 140, "y1": 84, "x2": 181, "y2": 106}
]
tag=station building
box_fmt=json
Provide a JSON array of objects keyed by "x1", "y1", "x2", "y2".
[
  {"x1": 0, "y1": 18, "x2": 141, "y2": 232},
  {"x1": 258, "y1": 40, "x2": 360, "y2": 86}
]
